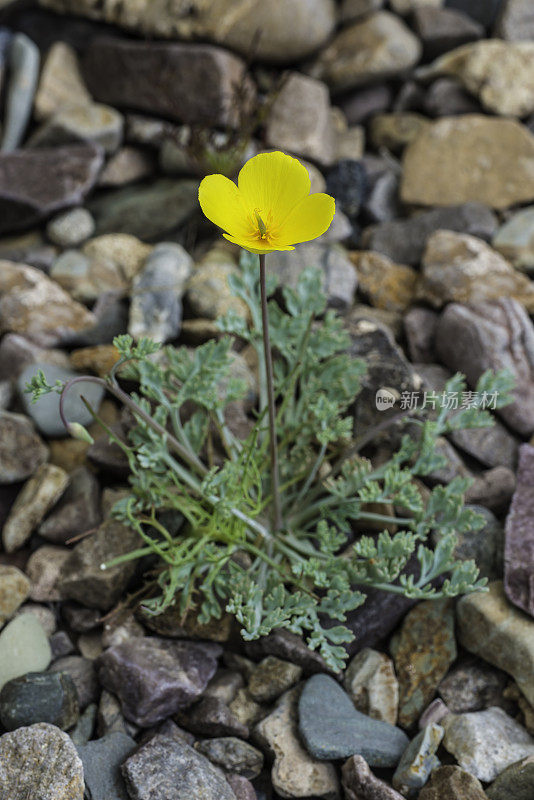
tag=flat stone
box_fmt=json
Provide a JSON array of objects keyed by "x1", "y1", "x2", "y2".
[
  {"x1": 0, "y1": 722, "x2": 84, "y2": 799},
  {"x1": 83, "y1": 37, "x2": 254, "y2": 129},
  {"x1": 418, "y1": 765, "x2": 488, "y2": 800},
  {"x1": 435, "y1": 299, "x2": 534, "y2": 437},
  {"x1": 342, "y1": 755, "x2": 404, "y2": 800},
  {"x1": 255, "y1": 686, "x2": 339, "y2": 800},
  {"x1": 361, "y1": 203, "x2": 497, "y2": 266},
  {"x1": 30, "y1": 102, "x2": 124, "y2": 154},
  {"x1": 38, "y1": 466, "x2": 101, "y2": 545},
  {"x1": 0, "y1": 671, "x2": 79, "y2": 731},
  {"x1": 34, "y1": 41, "x2": 91, "y2": 121},
  {"x1": 248, "y1": 657, "x2": 303, "y2": 704},
  {"x1": 504, "y1": 443, "x2": 534, "y2": 617},
  {"x1": 487, "y1": 754, "x2": 534, "y2": 800},
  {"x1": 439, "y1": 659, "x2": 508, "y2": 713},
  {"x1": 77, "y1": 731, "x2": 136, "y2": 800},
  {"x1": 351, "y1": 251, "x2": 418, "y2": 312},
  {"x1": 46, "y1": 207, "x2": 95, "y2": 248},
  {"x1": 392, "y1": 724, "x2": 443, "y2": 795},
  {"x1": 443, "y1": 706, "x2": 534, "y2": 782},
  {"x1": 195, "y1": 737, "x2": 264, "y2": 779},
  {"x1": 229, "y1": 690, "x2": 267, "y2": 729},
  {"x1": 16, "y1": 603, "x2": 56, "y2": 636},
  {"x1": 2, "y1": 464, "x2": 68, "y2": 552},
  {"x1": 313, "y1": 11, "x2": 421, "y2": 92},
  {"x1": 390, "y1": 599, "x2": 457, "y2": 728},
  {"x1": 122, "y1": 733, "x2": 237, "y2": 800},
  {"x1": 457, "y1": 581, "x2": 534, "y2": 707},
  {"x1": 129, "y1": 242, "x2": 192, "y2": 343},
  {"x1": 0, "y1": 261, "x2": 95, "y2": 345},
  {"x1": 0, "y1": 613, "x2": 51, "y2": 692},
  {"x1": 0, "y1": 565, "x2": 30, "y2": 626},
  {"x1": 26, "y1": 545, "x2": 71, "y2": 602},
  {"x1": 58, "y1": 519, "x2": 141, "y2": 611},
  {"x1": 97, "y1": 637, "x2": 221, "y2": 727},
  {"x1": 401, "y1": 116, "x2": 534, "y2": 210},
  {"x1": 175, "y1": 696, "x2": 249, "y2": 739},
  {"x1": 1, "y1": 33, "x2": 40, "y2": 152},
  {"x1": 298, "y1": 674, "x2": 409, "y2": 765},
  {"x1": 343, "y1": 648, "x2": 399, "y2": 725}
]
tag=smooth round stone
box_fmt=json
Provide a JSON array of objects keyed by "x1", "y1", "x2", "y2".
[
  {"x1": 0, "y1": 613, "x2": 51, "y2": 692},
  {"x1": 0, "y1": 671, "x2": 79, "y2": 731},
  {"x1": 298, "y1": 674, "x2": 409, "y2": 766},
  {"x1": 47, "y1": 208, "x2": 95, "y2": 248}
]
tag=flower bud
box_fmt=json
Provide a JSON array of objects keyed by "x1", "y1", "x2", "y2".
[{"x1": 67, "y1": 422, "x2": 94, "y2": 445}]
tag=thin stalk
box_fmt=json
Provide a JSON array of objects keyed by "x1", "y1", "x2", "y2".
[{"x1": 259, "y1": 253, "x2": 282, "y2": 532}]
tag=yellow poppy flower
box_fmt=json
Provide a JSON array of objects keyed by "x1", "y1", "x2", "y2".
[{"x1": 198, "y1": 151, "x2": 336, "y2": 255}]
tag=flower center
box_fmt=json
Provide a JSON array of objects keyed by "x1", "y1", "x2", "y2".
[{"x1": 254, "y1": 209, "x2": 268, "y2": 239}]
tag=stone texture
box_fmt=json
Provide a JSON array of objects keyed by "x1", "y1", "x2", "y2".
[
  {"x1": 34, "y1": 41, "x2": 91, "y2": 121},
  {"x1": 369, "y1": 113, "x2": 429, "y2": 153},
  {"x1": 30, "y1": 102, "x2": 124, "y2": 154},
  {"x1": 486, "y1": 754, "x2": 534, "y2": 800},
  {"x1": 1, "y1": 33, "x2": 40, "y2": 152},
  {"x1": 504, "y1": 443, "x2": 534, "y2": 617},
  {"x1": 77, "y1": 731, "x2": 136, "y2": 800},
  {"x1": 0, "y1": 613, "x2": 51, "y2": 692},
  {"x1": 343, "y1": 648, "x2": 399, "y2": 725},
  {"x1": 0, "y1": 261, "x2": 95, "y2": 345},
  {"x1": 418, "y1": 765, "x2": 488, "y2": 800},
  {"x1": 298, "y1": 675, "x2": 408, "y2": 765},
  {"x1": 0, "y1": 565, "x2": 30, "y2": 626},
  {"x1": 496, "y1": 0, "x2": 534, "y2": 40},
  {"x1": 401, "y1": 116, "x2": 534, "y2": 210},
  {"x1": 2, "y1": 464, "x2": 69, "y2": 552},
  {"x1": 187, "y1": 247, "x2": 249, "y2": 321},
  {"x1": 392, "y1": 724, "x2": 443, "y2": 795},
  {"x1": 46, "y1": 207, "x2": 95, "y2": 248},
  {"x1": 414, "y1": 6, "x2": 483, "y2": 59},
  {"x1": 423, "y1": 75, "x2": 481, "y2": 116},
  {"x1": 457, "y1": 581, "x2": 534, "y2": 707},
  {"x1": 247, "y1": 657, "x2": 302, "y2": 704},
  {"x1": 226, "y1": 775, "x2": 257, "y2": 800},
  {"x1": 435, "y1": 299, "x2": 534, "y2": 437},
  {"x1": 493, "y1": 205, "x2": 534, "y2": 272},
  {"x1": 313, "y1": 11, "x2": 421, "y2": 92},
  {"x1": 439, "y1": 659, "x2": 508, "y2": 713},
  {"x1": 342, "y1": 755, "x2": 404, "y2": 800},
  {"x1": 99, "y1": 146, "x2": 154, "y2": 187},
  {"x1": 26, "y1": 545, "x2": 70, "y2": 602},
  {"x1": 255, "y1": 686, "x2": 339, "y2": 800},
  {"x1": 0, "y1": 723, "x2": 84, "y2": 800},
  {"x1": 97, "y1": 638, "x2": 221, "y2": 727},
  {"x1": 326, "y1": 160, "x2": 366, "y2": 221},
  {"x1": 390, "y1": 599, "x2": 457, "y2": 728},
  {"x1": 0, "y1": 671, "x2": 79, "y2": 731},
  {"x1": 38, "y1": 466, "x2": 101, "y2": 545},
  {"x1": 83, "y1": 37, "x2": 254, "y2": 129},
  {"x1": 195, "y1": 737, "x2": 264, "y2": 779},
  {"x1": 351, "y1": 251, "x2": 418, "y2": 312},
  {"x1": 442, "y1": 706, "x2": 534, "y2": 782},
  {"x1": 404, "y1": 308, "x2": 439, "y2": 363},
  {"x1": 50, "y1": 655, "x2": 99, "y2": 709},
  {"x1": 122, "y1": 733, "x2": 237, "y2": 800},
  {"x1": 175, "y1": 696, "x2": 248, "y2": 739}
]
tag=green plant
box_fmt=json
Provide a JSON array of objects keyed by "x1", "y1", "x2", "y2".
[{"x1": 28, "y1": 253, "x2": 514, "y2": 671}]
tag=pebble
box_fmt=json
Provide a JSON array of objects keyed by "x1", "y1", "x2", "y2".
[
  {"x1": 97, "y1": 637, "x2": 221, "y2": 727},
  {"x1": 17, "y1": 603, "x2": 56, "y2": 636},
  {"x1": 122, "y1": 733, "x2": 237, "y2": 800},
  {"x1": 70, "y1": 702, "x2": 97, "y2": 746},
  {"x1": 423, "y1": 75, "x2": 481, "y2": 116},
  {"x1": 418, "y1": 765, "x2": 488, "y2": 800},
  {"x1": 493, "y1": 205, "x2": 534, "y2": 273},
  {"x1": 370, "y1": 112, "x2": 429, "y2": 153},
  {"x1": 97, "y1": 689, "x2": 135, "y2": 739},
  {"x1": 99, "y1": 145, "x2": 154, "y2": 188},
  {"x1": 326, "y1": 159, "x2": 366, "y2": 220},
  {"x1": 1, "y1": 33, "x2": 40, "y2": 152},
  {"x1": 77, "y1": 731, "x2": 136, "y2": 800},
  {"x1": 247, "y1": 656, "x2": 302, "y2": 704},
  {"x1": 129, "y1": 242, "x2": 193, "y2": 343},
  {"x1": 50, "y1": 655, "x2": 100, "y2": 709},
  {"x1": 255, "y1": 686, "x2": 339, "y2": 800},
  {"x1": 392, "y1": 724, "x2": 443, "y2": 796},
  {"x1": 0, "y1": 565, "x2": 30, "y2": 626},
  {"x1": 229, "y1": 689, "x2": 267, "y2": 728},
  {"x1": 402, "y1": 115, "x2": 534, "y2": 210},
  {"x1": 298, "y1": 674, "x2": 409, "y2": 765},
  {"x1": 439, "y1": 659, "x2": 508, "y2": 714},
  {"x1": 0, "y1": 671, "x2": 79, "y2": 731},
  {"x1": 504, "y1": 443, "x2": 534, "y2": 617},
  {"x1": 34, "y1": 41, "x2": 91, "y2": 120},
  {"x1": 0, "y1": 613, "x2": 52, "y2": 692},
  {"x1": 195, "y1": 737, "x2": 264, "y2": 779},
  {"x1": 0, "y1": 411, "x2": 46, "y2": 484},
  {"x1": 404, "y1": 308, "x2": 438, "y2": 363},
  {"x1": 187, "y1": 246, "x2": 249, "y2": 321},
  {"x1": 342, "y1": 754, "x2": 404, "y2": 800},
  {"x1": 495, "y1": 0, "x2": 534, "y2": 40},
  {"x1": 2, "y1": 463, "x2": 69, "y2": 552},
  {"x1": 39, "y1": 466, "x2": 101, "y2": 545},
  {"x1": 0, "y1": 722, "x2": 84, "y2": 800},
  {"x1": 46, "y1": 207, "x2": 95, "y2": 248},
  {"x1": 414, "y1": 6, "x2": 483, "y2": 60},
  {"x1": 26, "y1": 545, "x2": 71, "y2": 602},
  {"x1": 486, "y1": 753, "x2": 534, "y2": 800},
  {"x1": 442, "y1": 706, "x2": 534, "y2": 782},
  {"x1": 343, "y1": 647, "x2": 399, "y2": 725},
  {"x1": 204, "y1": 670, "x2": 244, "y2": 705},
  {"x1": 226, "y1": 774, "x2": 257, "y2": 800},
  {"x1": 30, "y1": 102, "x2": 124, "y2": 154},
  {"x1": 457, "y1": 581, "x2": 534, "y2": 707},
  {"x1": 50, "y1": 631, "x2": 75, "y2": 660},
  {"x1": 175, "y1": 696, "x2": 249, "y2": 739},
  {"x1": 352, "y1": 251, "x2": 418, "y2": 312}
]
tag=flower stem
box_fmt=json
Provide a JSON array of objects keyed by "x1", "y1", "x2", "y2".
[{"x1": 259, "y1": 253, "x2": 282, "y2": 532}]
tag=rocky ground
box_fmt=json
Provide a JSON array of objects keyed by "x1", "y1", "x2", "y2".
[{"x1": 0, "y1": 0, "x2": 533, "y2": 798}]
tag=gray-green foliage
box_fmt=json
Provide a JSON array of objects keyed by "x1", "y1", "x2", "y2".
[{"x1": 28, "y1": 252, "x2": 514, "y2": 671}]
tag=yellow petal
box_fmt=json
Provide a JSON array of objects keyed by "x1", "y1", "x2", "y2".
[
  {"x1": 223, "y1": 233, "x2": 295, "y2": 254},
  {"x1": 198, "y1": 174, "x2": 251, "y2": 238},
  {"x1": 276, "y1": 193, "x2": 336, "y2": 246},
  {"x1": 238, "y1": 151, "x2": 311, "y2": 229}
]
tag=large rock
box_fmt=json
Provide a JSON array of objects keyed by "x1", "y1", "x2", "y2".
[
  {"x1": 0, "y1": 145, "x2": 103, "y2": 235},
  {"x1": 435, "y1": 298, "x2": 534, "y2": 437},
  {"x1": 0, "y1": 671, "x2": 79, "y2": 731},
  {"x1": 0, "y1": 723, "x2": 84, "y2": 800},
  {"x1": 457, "y1": 582, "x2": 534, "y2": 707},
  {"x1": 401, "y1": 116, "x2": 534, "y2": 210},
  {"x1": 420, "y1": 40, "x2": 534, "y2": 117},
  {"x1": 312, "y1": 11, "x2": 421, "y2": 92},
  {"x1": 0, "y1": 411, "x2": 47, "y2": 484},
  {"x1": 504, "y1": 444, "x2": 534, "y2": 617},
  {"x1": 83, "y1": 38, "x2": 254, "y2": 129}
]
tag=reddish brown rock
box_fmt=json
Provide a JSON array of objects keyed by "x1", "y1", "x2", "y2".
[{"x1": 504, "y1": 444, "x2": 534, "y2": 617}]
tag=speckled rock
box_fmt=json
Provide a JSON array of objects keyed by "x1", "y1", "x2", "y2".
[
  {"x1": 0, "y1": 722, "x2": 84, "y2": 800},
  {"x1": 2, "y1": 464, "x2": 69, "y2": 552},
  {"x1": 504, "y1": 444, "x2": 534, "y2": 617},
  {"x1": 77, "y1": 731, "x2": 136, "y2": 800},
  {"x1": 0, "y1": 411, "x2": 48, "y2": 484},
  {"x1": 370, "y1": 113, "x2": 429, "y2": 153},
  {"x1": 26, "y1": 545, "x2": 71, "y2": 602},
  {"x1": 248, "y1": 657, "x2": 302, "y2": 704},
  {"x1": 401, "y1": 116, "x2": 534, "y2": 210},
  {"x1": 439, "y1": 659, "x2": 508, "y2": 714},
  {"x1": 392, "y1": 724, "x2": 443, "y2": 796},
  {"x1": 442, "y1": 706, "x2": 534, "y2": 782},
  {"x1": 229, "y1": 689, "x2": 267, "y2": 729},
  {"x1": 343, "y1": 648, "x2": 399, "y2": 725},
  {"x1": 204, "y1": 670, "x2": 244, "y2": 705},
  {"x1": 187, "y1": 247, "x2": 249, "y2": 321},
  {"x1": 351, "y1": 251, "x2": 418, "y2": 312},
  {"x1": 195, "y1": 737, "x2": 263, "y2": 779},
  {"x1": 342, "y1": 755, "x2": 404, "y2": 800},
  {"x1": 38, "y1": 466, "x2": 101, "y2": 545},
  {"x1": 0, "y1": 566, "x2": 30, "y2": 626},
  {"x1": 34, "y1": 41, "x2": 91, "y2": 120},
  {"x1": 255, "y1": 686, "x2": 339, "y2": 799},
  {"x1": 46, "y1": 208, "x2": 95, "y2": 248},
  {"x1": 0, "y1": 671, "x2": 79, "y2": 731},
  {"x1": 298, "y1": 675, "x2": 408, "y2": 765},
  {"x1": 0, "y1": 613, "x2": 52, "y2": 692},
  {"x1": 418, "y1": 765, "x2": 488, "y2": 800},
  {"x1": 390, "y1": 599, "x2": 457, "y2": 728},
  {"x1": 486, "y1": 754, "x2": 534, "y2": 800},
  {"x1": 226, "y1": 774, "x2": 257, "y2": 800}
]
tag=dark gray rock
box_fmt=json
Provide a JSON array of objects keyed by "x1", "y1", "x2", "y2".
[
  {"x1": 465, "y1": 466, "x2": 516, "y2": 513},
  {"x1": 0, "y1": 410, "x2": 47, "y2": 484},
  {"x1": 433, "y1": 504, "x2": 504, "y2": 581},
  {"x1": 121, "y1": 733, "x2": 237, "y2": 800},
  {"x1": 439, "y1": 659, "x2": 509, "y2": 714},
  {"x1": 50, "y1": 656, "x2": 99, "y2": 710},
  {"x1": 0, "y1": 145, "x2": 103, "y2": 235},
  {"x1": 339, "y1": 84, "x2": 394, "y2": 125},
  {"x1": 243, "y1": 628, "x2": 332, "y2": 676},
  {"x1": 418, "y1": 764, "x2": 487, "y2": 800},
  {"x1": 49, "y1": 631, "x2": 75, "y2": 660},
  {"x1": 39, "y1": 467, "x2": 101, "y2": 545},
  {"x1": 413, "y1": 6, "x2": 483, "y2": 59},
  {"x1": 195, "y1": 737, "x2": 263, "y2": 779},
  {"x1": 487, "y1": 755, "x2": 534, "y2": 800},
  {"x1": 77, "y1": 731, "x2": 136, "y2": 800},
  {"x1": 0, "y1": 671, "x2": 79, "y2": 731},
  {"x1": 83, "y1": 37, "x2": 254, "y2": 129},
  {"x1": 424, "y1": 77, "x2": 482, "y2": 117},
  {"x1": 444, "y1": 0, "x2": 503, "y2": 28},
  {"x1": 326, "y1": 160, "x2": 366, "y2": 220},
  {"x1": 298, "y1": 675, "x2": 409, "y2": 765},
  {"x1": 405, "y1": 308, "x2": 439, "y2": 363},
  {"x1": 97, "y1": 638, "x2": 221, "y2": 727},
  {"x1": 361, "y1": 203, "x2": 497, "y2": 266},
  {"x1": 504, "y1": 444, "x2": 534, "y2": 617},
  {"x1": 363, "y1": 170, "x2": 401, "y2": 224},
  {"x1": 70, "y1": 702, "x2": 97, "y2": 747},
  {"x1": 175, "y1": 696, "x2": 248, "y2": 739},
  {"x1": 63, "y1": 293, "x2": 128, "y2": 348}
]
